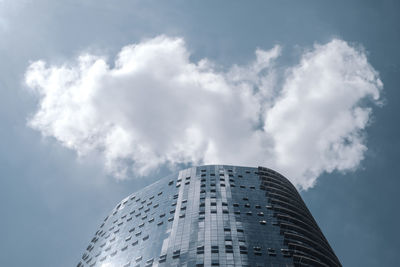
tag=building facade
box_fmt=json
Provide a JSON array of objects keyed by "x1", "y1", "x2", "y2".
[{"x1": 78, "y1": 165, "x2": 341, "y2": 267}]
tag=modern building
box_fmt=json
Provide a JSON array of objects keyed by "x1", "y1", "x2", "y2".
[{"x1": 78, "y1": 165, "x2": 341, "y2": 267}]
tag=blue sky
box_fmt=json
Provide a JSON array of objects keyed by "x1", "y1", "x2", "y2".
[{"x1": 0, "y1": 1, "x2": 399, "y2": 266}]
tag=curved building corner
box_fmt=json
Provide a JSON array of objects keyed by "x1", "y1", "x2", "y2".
[{"x1": 78, "y1": 165, "x2": 341, "y2": 267}]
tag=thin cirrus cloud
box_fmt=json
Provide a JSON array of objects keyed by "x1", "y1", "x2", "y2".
[{"x1": 25, "y1": 35, "x2": 382, "y2": 189}]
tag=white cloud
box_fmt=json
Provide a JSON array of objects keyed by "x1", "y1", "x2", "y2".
[{"x1": 25, "y1": 36, "x2": 382, "y2": 189}]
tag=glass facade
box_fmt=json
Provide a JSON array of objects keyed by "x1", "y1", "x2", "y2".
[{"x1": 78, "y1": 165, "x2": 341, "y2": 267}]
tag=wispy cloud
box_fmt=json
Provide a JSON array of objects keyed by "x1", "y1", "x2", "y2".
[{"x1": 25, "y1": 36, "x2": 382, "y2": 189}]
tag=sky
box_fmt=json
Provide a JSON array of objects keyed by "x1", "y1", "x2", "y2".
[{"x1": 0, "y1": 0, "x2": 399, "y2": 266}]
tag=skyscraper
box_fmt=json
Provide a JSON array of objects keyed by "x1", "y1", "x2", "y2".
[{"x1": 78, "y1": 165, "x2": 341, "y2": 267}]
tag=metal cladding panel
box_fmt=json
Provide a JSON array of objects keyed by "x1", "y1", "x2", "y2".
[{"x1": 78, "y1": 165, "x2": 341, "y2": 267}]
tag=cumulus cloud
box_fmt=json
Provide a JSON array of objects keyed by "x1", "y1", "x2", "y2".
[{"x1": 25, "y1": 36, "x2": 382, "y2": 189}]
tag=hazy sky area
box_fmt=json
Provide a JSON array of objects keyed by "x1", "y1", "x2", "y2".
[{"x1": 0, "y1": 1, "x2": 399, "y2": 266}]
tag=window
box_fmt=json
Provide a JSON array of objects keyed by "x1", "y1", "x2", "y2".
[
  {"x1": 268, "y1": 248, "x2": 277, "y2": 256},
  {"x1": 197, "y1": 245, "x2": 204, "y2": 254},
  {"x1": 240, "y1": 245, "x2": 248, "y2": 254},
  {"x1": 211, "y1": 246, "x2": 219, "y2": 253},
  {"x1": 173, "y1": 249, "x2": 180, "y2": 258},
  {"x1": 145, "y1": 259, "x2": 154, "y2": 267},
  {"x1": 225, "y1": 245, "x2": 233, "y2": 253},
  {"x1": 211, "y1": 260, "x2": 219, "y2": 266},
  {"x1": 159, "y1": 254, "x2": 167, "y2": 263},
  {"x1": 281, "y1": 248, "x2": 291, "y2": 257}
]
